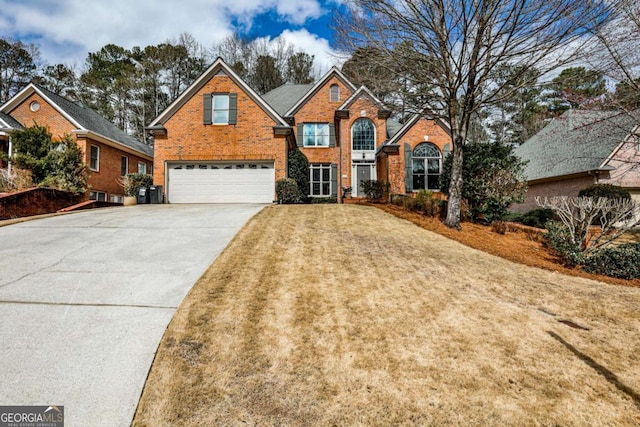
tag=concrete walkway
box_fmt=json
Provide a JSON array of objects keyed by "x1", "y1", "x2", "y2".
[{"x1": 0, "y1": 204, "x2": 266, "y2": 426}]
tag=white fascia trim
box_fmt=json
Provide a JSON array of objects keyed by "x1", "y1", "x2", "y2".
[
  {"x1": 73, "y1": 130, "x2": 153, "y2": 161},
  {"x1": 386, "y1": 114, "x2": 421, "y2": 145},
  {"x1": 0, "y1": 83, "x2": 85, "y2": 130},
  {"x1": 284, "y1": 67, "x2": 358, "y2": 117},
  {"x1": 149, "y1": 57, "x2": 289, "y2": 128},
  {"x1": 338, "y1": 86, "x2": 385, "y2": 111}
]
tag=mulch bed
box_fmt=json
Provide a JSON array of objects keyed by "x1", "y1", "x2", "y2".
[{"x1": 374, "y1": 203, "x2": 640, "y2": 289}]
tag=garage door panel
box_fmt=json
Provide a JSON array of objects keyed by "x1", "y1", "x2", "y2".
[{"x1": 168, "y1": 163, "x2": 275, "y2": 203}]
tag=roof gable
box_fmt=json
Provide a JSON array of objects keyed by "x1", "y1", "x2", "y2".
[
  {"x1": 0, "y1": 112, "x2": 22, "y2": 130},
  {"x1": 1, "y1": 83, "x2": 152, "y2": 157},
  {"x1": 284, "y1": 67, "x2": 357, "y2": 117},
  {"x1": 338, "y1": 86, "x2": 385, "y2": 111},
  {"x1": 386, "y1": 113, "x2": 451, "y2": 145},
  {"x1": 149, "y1": 57, "x2": 289, "y2": 128},
  {"x1": 515, "y1": 109, "x2": 640, "y2": 181}
]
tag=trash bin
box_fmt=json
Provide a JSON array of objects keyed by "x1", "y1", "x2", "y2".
[
  {"x1": 137, "y1": 187, "x2": 149, "y2": 204},
  {"x1": 149, "y1": 185, "x2": 163, "y2": 204}
]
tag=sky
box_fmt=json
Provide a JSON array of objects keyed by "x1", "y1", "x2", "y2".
[{"x1": 0, "y1": 0, "x2": 347, "y2": 73}]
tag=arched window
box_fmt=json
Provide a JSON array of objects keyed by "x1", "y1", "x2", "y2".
[
  {"x1": 352, "y1": 118, "x2": 375, "y2": 151},
  {"x1": 330, "y1": 84, "x2": 340, "y2": 102},
  {"x1": 412, "y1": 143, "x2": 441, "y2": 190}
]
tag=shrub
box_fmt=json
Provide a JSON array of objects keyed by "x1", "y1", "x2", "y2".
[
  {"x1": 543, "y1": 220, "x2": 585, "y2": 266},
  {"x1": 505, "y1": 208, "x2": 556, "y2": 229},
  {"x1": 578, "y1": 184, "x2": 632, "y2": 225},
  {"x1": 40, "y1": 137, "x2": 88, "y2": 194},
  {"x1": 491, "y1": 221, "x2": 508, "y2": 234},
  {"x1": 415, "y1": 189, "x2": 442, "y2": 217},
  {"x1": 288, "y1": 149, "x2": 310, "y2": 197},
  {"x1": 441, "y1": 142, "x2": 527, "y2": 223},
  {"x1": 276, "y1": 178, "x2": 302, "y2": 204},
  {"x1": 0, "y1": 168, "x2": 33, "y2": 192},
  {"x1": 583, "y1": 243, "x2": 640, "y2": 279},
  {"x1": 361, "y1": 180, "x2": 388, "y2": 201},
  {"x1": 121, "y1": 173, "x2": 153, "y2": 196},
  {"x1": 310, "y1": 197, "x2": 337, "y2": 204},
  {"x1": 578, "y1": 184, "x2": 631, "y2": 201}
]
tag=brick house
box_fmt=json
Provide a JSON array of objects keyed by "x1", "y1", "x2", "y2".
[
  {"x1": 514, "y1": 109, "x2": 640, "y2": 212},
  {"x1": 148, "y1": 57, "x2": 452, "y2": 203},
  {"x1": 0, "y1": 112, "x2": 22, "y2": 169},
  {"x1": 0, "y1": 83, "x2": 153, "y2": 202}
]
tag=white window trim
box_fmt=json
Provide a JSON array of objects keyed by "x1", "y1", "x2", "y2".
[
  {"x1": 90, "y1": 145, "x2": 100, "y2": 172},
  {"x1": 89, "y1": 190, "x2": 107, "y2": 202},
  {"x1": 351, "y1": 118, "x2": 376, "y2": 152},
  {"x1": 212, "y1": 94, "x2": 230, "y2": 125},
  {"x1": 121, "y1": 156, "x2": 128, "y2": 176},
  {"x1": 330, "y1": 84, "x2": 340, "y2": 102},
  {"x1": 138, "y1": 161, "x2": 147, "y2": 174},
  {"x1": 303, "y1": 123, "x2": 330, "y2": 148},
  {"x1": 412, "y1": 143, "x2": 442, "y2": 191},
  {"x1": 309, "y1": 164, "x2": 332, "y2": 197}
]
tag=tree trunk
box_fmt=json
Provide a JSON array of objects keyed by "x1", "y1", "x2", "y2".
[{"x1": 444, "y1": 133, "x2": 465, "y2": 229}]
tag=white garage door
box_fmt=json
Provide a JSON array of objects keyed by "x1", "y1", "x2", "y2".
[{"x1": 167, "y1": 162, "x2": 275, "y2": 203}]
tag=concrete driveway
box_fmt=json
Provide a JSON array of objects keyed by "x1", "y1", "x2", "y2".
[{"x1": 0, "y1": 204, "x2": 266, "y2": 426}]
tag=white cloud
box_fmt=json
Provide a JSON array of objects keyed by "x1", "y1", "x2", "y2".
[
  {"x1": 0, "y1": 0, "x2": 333, "y2": 66},
  {"x1": 275, "y1": 29, "x2": 345, "y2": 74}
]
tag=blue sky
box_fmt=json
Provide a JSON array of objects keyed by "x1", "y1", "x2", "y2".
[{"x1": 0, "y1": 0, "x2": 345, "y2": 72}]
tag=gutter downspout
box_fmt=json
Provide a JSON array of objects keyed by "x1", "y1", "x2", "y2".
[{"x1": 7, "y1": 135, "x2": 12, "y2": 174}]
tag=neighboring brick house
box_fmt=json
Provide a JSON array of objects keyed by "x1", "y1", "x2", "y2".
[
  {"x1": 0, "y1": 83, "x2": 153, "y2": 202},
  {"x1": 514, "y1": 109, "x2": 640, "y2": 212},
  {"x1": 0, "y1": 112, "x2": 22, "y2": 169},
  {"x1": 148, "y1": 57, "x2": 452, "y2": 203}
]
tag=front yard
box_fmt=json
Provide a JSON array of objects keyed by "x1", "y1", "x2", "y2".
[{"x1": 133, "y1": 204, "x2": 640, "y2": 426}]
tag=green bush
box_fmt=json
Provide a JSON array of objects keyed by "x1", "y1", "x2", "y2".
[
  {"x1": 40, "y1": 137, "x2": 88, "y2": 194},
  {"x1": 121, "y1": 173, "x2": 153, "y2": 196},
  {"x1": 415, "y1": 189, "x2": 442, "y2": 217},
  {"x1": 310, "y1": 197, "x2": 337, "y2": 204},
  {"x1": 578, "y1": 184, "x2": 631, "y2": 201},
  {"x1": 542, "y1": 220, "x2": 584, "y2": 266},
  {"x1": 441, "y1": 142, "x2": 527, "y2": 223},
  {"x1": 288, "y1": 149, "x2": 310, "y2": 197},
  {"x1": 583, "y1": 243, "x2": 640, "y2": 279},
  {"x1": 361, "y1": 180, "x2": 388, "y2": 201},
  {"x1": 505, "y1": 208, "x2": 556, "y2": 229},
  {"x1": 276, "y1": 178, "x2": 302, "y2": 204}
]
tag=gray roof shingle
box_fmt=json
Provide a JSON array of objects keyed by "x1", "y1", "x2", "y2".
[
  {"x1": 262, "y1": 84, "x2": 314, "y2": 116},
  {"x1": 36, "y1": 85, "x2": 153, "y2": 157},
  {"x1": 515, "y1": 109, "x2": 639, "y2": 181},
  {"x1": 0, "y1": 112, "x2": 22, "y2": 129}
]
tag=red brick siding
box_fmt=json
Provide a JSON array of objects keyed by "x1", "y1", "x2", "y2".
[
  {"x1": 0, "y1": 187, "x2": 81, "y2": 219},
  {"x1": 75, "y1": 137, "x2": 152, "y2": 199},
  {"x1": 386, "y1": 119, "x2": 451, "y2": 195},
  {"x1": 336, "y1": 97, "x2": 388, "y2": 192},
  {"x1": 10, "y1": 93, "x2": 77, "y2": 138},
  {"x1": 8, "y1": 93, "x2": 151, "y2": 201},
  {"x1": 295, "y1": 76, "x2": 354, "y2": 164},
  {"x1": 153, "y1": 74, "x2": 288, "y2": 194}
]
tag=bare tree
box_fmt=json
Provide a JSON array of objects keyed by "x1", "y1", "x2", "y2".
[
  {"x1": 536, "y1": 196, "x2": 640, "y2": 255},
  {"x1": 335, "y1": 0, "x2": 614, "y2": 228},
  {"x1": 588, "y1": 0, "x2": 640, "y2": 96}
]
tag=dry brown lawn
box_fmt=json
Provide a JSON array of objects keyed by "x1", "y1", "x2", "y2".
[{"x1": 133, "y1": 205, "x2": 640, "y2": 426}]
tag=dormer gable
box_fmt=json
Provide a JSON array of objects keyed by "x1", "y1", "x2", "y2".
[
  {"x1": 148, "y1": 57, "x2": 291, "y2": 133},
  {"x1": 284, "y1": 66, "x2": 357, "y2": 117},
  {"x1": 336, "y1": 86, "x2": 391, "y2": 119}
]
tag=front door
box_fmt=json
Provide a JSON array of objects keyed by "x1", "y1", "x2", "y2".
[{"x1": 356, "y1": 164, "x2": 371, "y2": 197}]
